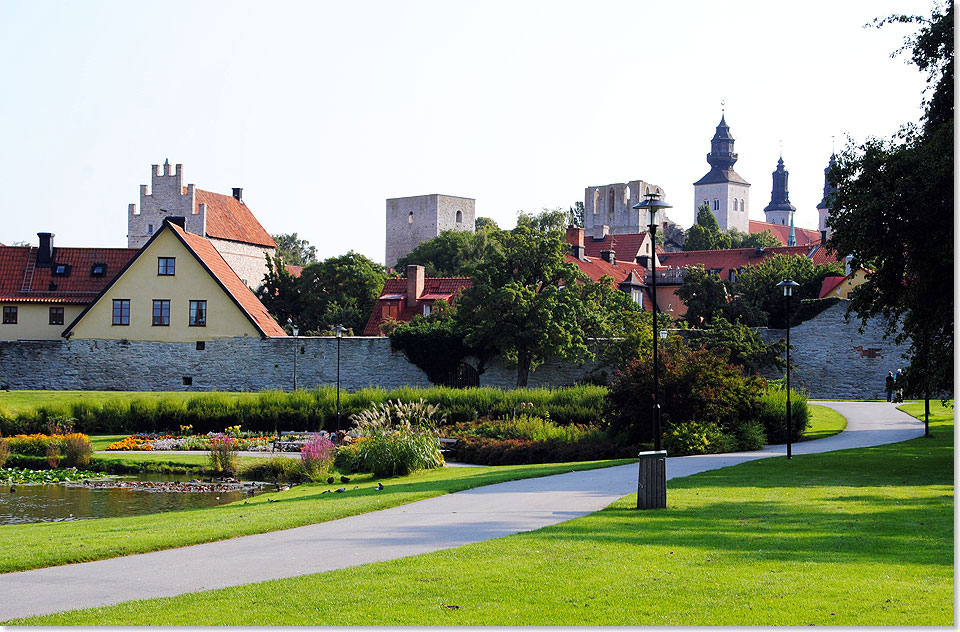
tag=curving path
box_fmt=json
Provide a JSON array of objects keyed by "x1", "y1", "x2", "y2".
[{"x1": 0, "y1": 401, "x2": 925, "y2": 621}]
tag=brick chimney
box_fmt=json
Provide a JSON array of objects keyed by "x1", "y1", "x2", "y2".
[
  {"x1": 36, "y1": 232, "x2": 54, "y2": 267},
  {"x1": 232, "y1": 188, "x2": 243, "y2": 203},
  {"x1": 406, "y1": 265, "x2": 425, "y2": 308},
  {"x1": 566, "y1": 226, "x2": 585, "y2": 260},
  {"x1": 600, "y1": 250, "x2": 616, "y2": 265}
]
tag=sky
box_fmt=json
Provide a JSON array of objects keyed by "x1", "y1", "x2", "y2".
[{"x1": 0, "y1": 0, "x2": 935, "y2": 265}]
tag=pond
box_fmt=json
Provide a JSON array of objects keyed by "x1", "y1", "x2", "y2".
[{"x1": 0, "y1": 473, "x2": 270, "y2": 525}]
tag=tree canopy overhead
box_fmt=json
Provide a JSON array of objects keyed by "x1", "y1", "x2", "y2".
[
  {"x1": 271, "y1": 233, "x2": 317, "y2": 267},
  {"x1": 827, "y1": 1, "x2": 953, "y2": 395}
]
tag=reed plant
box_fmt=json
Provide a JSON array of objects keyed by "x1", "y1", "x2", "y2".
[{"x1": 208, "y1": 434, "x2": 239, "y2": 477}]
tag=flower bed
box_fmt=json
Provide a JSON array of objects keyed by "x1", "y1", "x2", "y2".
[{"x1": 105, "y1": 432, "x2": 274, "y2": 452}]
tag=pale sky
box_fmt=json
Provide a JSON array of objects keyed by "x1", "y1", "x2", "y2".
[{"x1": 0, "y1": 0, "x2": 933, "y2": 264}]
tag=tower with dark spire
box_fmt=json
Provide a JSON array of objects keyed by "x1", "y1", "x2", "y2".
[
  {"x1": 693, "y1": 112, "x2": 751, "y2": 233},
  {"x1": 817, "y1": 154, "x2": 837, "y2": 241},
  {"x1": 763, "y1": 156, "x2": 796, "y2": 226}
]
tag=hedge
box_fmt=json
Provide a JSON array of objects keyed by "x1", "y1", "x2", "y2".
[{"x1": 0, "y1": 386, "x2": 607, "y2": 436}]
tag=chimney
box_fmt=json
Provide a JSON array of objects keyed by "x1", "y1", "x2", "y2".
[
  {"x1": 36, "y1": 232, "x2": 54, "y2": 266},
  {"x1": 232, "y1": 188, "x2": 243, "y2": 203},
  {"x1": 166, "y1": 216, "x2": 186, "y2": 229},
  {"x1": 636, "y1": 254, "x2": 650, "y2": 269},
  {"x1": 406, "y1": 265, "x2": 425, "y2": 308},
  {"x1": 566, "y1": 226, "x2": 586, "y2": 260},
  {"x1": 820, "y1": 230, "x2": 828, "y2": 243},
  {"x1": 600, "y1": 250, "x2": 616, "y2": 265}
]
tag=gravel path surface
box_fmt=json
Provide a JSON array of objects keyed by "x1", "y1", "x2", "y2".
[{"x1": 0, "y1": 401, "x2": 924, "y2": 621}]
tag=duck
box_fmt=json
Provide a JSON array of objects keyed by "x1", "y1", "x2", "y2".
[
  {"x1": 340, "y1": 475, "x2": 350, "y2": 483},
  {"x1": 376, "y1": 482, "x2": 384, "y2": 491}
]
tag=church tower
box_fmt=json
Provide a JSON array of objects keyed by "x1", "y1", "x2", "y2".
[
  {"x1": 693, "y1": 114, "x2": 751, "y2": 233},
  {"x1": 763, "y1": 156, "x2": 796, "y2": 226},
  {"x1": 817, "y1": 154, "x2": 838, "y2": 241}
]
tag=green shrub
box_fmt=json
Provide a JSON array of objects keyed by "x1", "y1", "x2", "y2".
[
  {"x1": 239, "y1": 457, "x2": 302, "y2": 483},
  {"x1": 62, "y1": 434, "x2": 93, "y2": 468},
  {"x1": 450, "y1": 435, "x2": 636, "y2": 465},
  {"x1": 663, "y1": 421, "x2": 735, "y2": 456},
  {"x1": 755, "y1": 386, "x2": 808, "y2": 443},
  {"x1": 346, "y1": 399, "x2": 445, "y2": 477},
  {"x1": 0, "y1": 438, "x2": 9, "y2": 468}
]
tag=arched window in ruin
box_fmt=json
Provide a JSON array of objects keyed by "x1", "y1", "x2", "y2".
[
  {"x1": 456, "y1": 210, "x2": 463, "y2": 224},
  {"x1": 608, "y1": 188, "x2": 615, "y2": 218},
  {"x1": 593, "y1": 189, "x2": 600, "y2": 214},
  {"x1": 408, "y1": 211, "x2": 414, "y2": 224}
]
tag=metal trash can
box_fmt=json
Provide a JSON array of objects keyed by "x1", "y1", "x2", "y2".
[{"x1": 636, "y1": 450, "x2": 667, "y2": 509}]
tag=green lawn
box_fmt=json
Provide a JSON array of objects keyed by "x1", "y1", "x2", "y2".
[
  {"x1": 0, "y1": 458, "x2": 630, "y2": 574},
  {"x1": 801, "y1": 403, "x2": 847, "y2": 441},
  {"x1": 18, "y1": 402, "x2": 952, "y2": 626}
]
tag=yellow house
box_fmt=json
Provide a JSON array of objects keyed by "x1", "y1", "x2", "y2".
[
  {"x1": 63, "y1": 218, "x2": 286, "y2": 341},
  {"x1": 0, "y1": 233, "x2": 138, "y2": 341},
  {"x1": 818, "y1": 267, "x2": 871, "y2": 300}
]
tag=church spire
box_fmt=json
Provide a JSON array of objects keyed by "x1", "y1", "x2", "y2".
[
  {"x1": 763, "y1": 156, "x2": 797, "y2": 225},
  {"x1": 817, "y1": 153, "x2": 838, "y2": 240},
  {"x1": 788, "y1": 214, "x2": 796, "y2": 246}
]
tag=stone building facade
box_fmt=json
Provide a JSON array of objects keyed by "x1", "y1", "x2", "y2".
[
  {"x1": 384, "y1": 194, "x2": 475, "y2": 269},
  {"x1": 583, "y1": 180, "x2": 667, "y2": 240},
  {"x1": 127, "y1": 161, "x2": 276, "y2": 288}
]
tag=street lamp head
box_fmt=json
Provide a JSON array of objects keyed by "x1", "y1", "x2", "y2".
[
  {"x1": 292, "y1": 325, "x2": 299, "y2": 336},
  {"x1": 659, "y1": 329, "x2": 668, "y2": 341},
  {"x1": 333, "y1": 324, "x2": 347, "y2": 339},
  {"x1": 776, "y1": 278, "x2": 800, "y2": 297},
  {"x1": 632, "y1": 192, "x2": 673, "y2": 230}
]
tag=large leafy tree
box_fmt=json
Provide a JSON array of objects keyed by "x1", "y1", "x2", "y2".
[
  {"x1": 271, "y1": 233, "x2": 317, "y2": 267},
  {"x1": 454, "y1": 225, "x2": 594, "y2": 387},
  {"x1": 731, "y1": 254, "x2": 842, "y2": 328},
  {"x1": 395, "y1": 229, "x2": 501, "y2": 277},
  {"x1": 827, "y1": 1, "x2": 953, "y2": 395},
  {"x1": 675, "y1": 264, "x2": 730, "y2": 326},
  {"x1": 684, "y1": 205, "x2": 732, "y2": 251}
]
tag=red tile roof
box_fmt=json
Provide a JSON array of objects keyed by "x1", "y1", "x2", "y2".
[
  {"x1": 582, "y1": 233, "x2": 652, "y2": 261},
  {"x1": 819, "y1": 275, "x2": 847, "y2": 298},
  {"x1": 566, "y1": 254, "x2": 647, "y2": 286},
  {"x1": 657, "y1": 244, "x2": 844, "y2": 281},
  {"x1": 195, "y1": 189, "x2": 277, "y2": 248},
  {"x1": 0, "y1": 246, "x2": 138, "y2": 304},
  {"x1": 749, "y1": 220, "x2": 821, "y2": 246},
  {"x1": 284, "y1": 264, "x2": 303, "y2": 277},
  {"x1": 169, "y1": 224, "x2": 286, "y2": 337},
  {"x1": 362, "y1": 277, "x2": 472, "y2": 336}
]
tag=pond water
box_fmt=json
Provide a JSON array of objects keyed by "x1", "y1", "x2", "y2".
[{"x1": 0, "y1": 473, "x2": 269, "y2": 525}]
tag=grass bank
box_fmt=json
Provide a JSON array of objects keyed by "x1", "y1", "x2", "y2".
[
  {"x1": 20, "y1": 402, "x2": 951, "y2": 626},
  {"x1": 0, "y1": 458, "x2": 630, "y2": 574},
  {"x1": 801, "y1": 403, "x2": 847, "y2": 441}
]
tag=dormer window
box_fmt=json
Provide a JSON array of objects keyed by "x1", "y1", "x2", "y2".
[
  {"x1": 91, "y1": 263, "x2": 107, "y2": 277},
  {"x1": 52, "y1": 264, "x2": 70, "y2": 276}
]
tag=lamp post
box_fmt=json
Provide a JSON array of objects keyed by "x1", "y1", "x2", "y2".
[
  {"x1": 776, "y1": 278, "x2": 800, "y2": 459},
  {"x1": 633, "y1": 192, "x2": 672, "y2": 451},
  {"x1": 287, "y1": 318, "x2": 299, "y2": 391},
  {"x1": 333, "y1": 324, "x2": 348, "y2": 441}
]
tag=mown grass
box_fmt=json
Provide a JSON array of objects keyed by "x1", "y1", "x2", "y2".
[
  {"x1": 800, "y1": 404, "x2": 847, "y2": 441},
  {"x1": 18, "y1": 403, "x2": 952, "y2": 626},
  {"x1": 0, "y1": 458, "x2": 630, "y2": 575},
  {"x1": 0, "y1": 391, "x2": 256, "y2": 415}
]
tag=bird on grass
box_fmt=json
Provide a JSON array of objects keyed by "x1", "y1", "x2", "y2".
[
  {"x1": 321, "y1": 489, "x2": 331, "y2": 494},
  {"x1": 376, "y1": 483, "x2": 384, "y2": 491},
  {"x1": 267, "y1": 498, "x2": 277, "y2": 503},
  {"x1": 327, "y1": 476, "x2": 335, "y2": 484},
  {"x1": 353, "y1": 485, "x2": 359, "y2": 490},
  {"x1": 340, "y1": 475, "x2": 350, "y2": 483},
  {"x1": 9, "y1": 486, "x2": 15, "y2": 494},
  {"x1": 335, "y1": 488, "x2": 346, "y2": 493}
]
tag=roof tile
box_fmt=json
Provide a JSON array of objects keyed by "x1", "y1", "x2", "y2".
[
  {"x1": 196, "y1": 189, "x2": 277, "y2": 248},
  {"x1": 0, "y1": 246, "x2": 138, "y2": 304}
]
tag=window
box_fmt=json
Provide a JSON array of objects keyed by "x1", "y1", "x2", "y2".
[
  {"x1": 455, "y1": 210, "x2": 463, "y2": 224},
  {"x1": 631, "y1": 290, "x2": 644, "y2": 308},
  {"x1": 112, "y1": 299, "x2": 130, "y2": 325},
  {"x1": 423, "y1": 304, "x2": 432, "y2": 316},
  {"x1": 147, "y1": 224, "x2": 154, "y2": 234},
  {"x1": 158, "y1": 258, "x2": 176, "y2": 276},
  {"x1": 53, "y1": 264, "x2": 70, "y2": 276},
  {"x1": 152, "y1": 299, "x2": 170, "y2": 326},
  {"x1": 49, "y1": 306, "x2": 64, "y2": 325},
  {"x1": 713, "y1": 199, "x2": 719, "y2": 211},
  {"x1": 382, "y1": 301, "x2": 401, "y2": 320},
  {"x1": 189, "y1": 300, "x2": 207, "y2": 327},
  {"x1": 196, "y1": 341, "x2": 205, "y2": 351},
  {"x1": 407, "y1": 211, "x2": 414, "y2": 224},
  {"x1": 90, "y1": 263, "x2": 106, "y2": 277},
  {"x1": 2, "y1": 306, "x2": 16, "y2": 324},
  {"x1": 729, "y1": 269, "x2": 738, "y2": 283},
  {"x1": 182, "y1": 376, "x2": 193, "y2": 386}
]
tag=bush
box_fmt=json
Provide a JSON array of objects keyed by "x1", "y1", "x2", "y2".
[
  {"x1": 62, "y1": 434, "x2": 92, "y2": 468},
  {"x1": 608, "y1": 346, "x2": 765, "y2": 450},
  {"x1": 663, "y1": 421, "x2": 735, "y2": 456},
  {"x1": 239, "y1": 456, "x2": 302, "y2": 483},
  {"x1": 450, "y1": 435, "x2": 637, "y2": 465},
  {"x1": 208, "y1": 434, "x2": 239, "y2": 477},
  {"x1": 0, "y1": 438, "x2": 8, "y2": 468},
  {"x1": 346, "y1": 399, "x2": 445, "y2": 477},
  {"x1": 46, "y1": 443, "x2": 61, "y2": 468},
  {"x1": 300, "y1": 435, "x2": 336, "y2": 482},
  {"x1": 755, "y1": 386, "x2": 809, "y2": 443}
]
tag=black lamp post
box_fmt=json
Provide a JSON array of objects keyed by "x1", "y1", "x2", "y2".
[
  {"x1": 776, "y1": 278, "x2": 800, "y2": 459},
  {"x1": 287, "y1": 318, "x2": 299, "y2": 391},
  {"x1": 633, "y1": 192, "x2": 672, "y2": 451},
  {"x1": 333, "y1": 324, "x2": 348, "y2": 440}
]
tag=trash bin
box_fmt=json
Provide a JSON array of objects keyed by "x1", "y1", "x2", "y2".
[{"x1": 636, "y1": 450, "x2": 667, "y2": 509}]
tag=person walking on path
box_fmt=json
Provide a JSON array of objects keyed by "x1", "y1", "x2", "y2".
[
  {"x1": 885, "y1": 371, "x2": 896, "y2": 402},
  {"x1": 894, "y1": 368, "x2": 905, "y2": 403}
]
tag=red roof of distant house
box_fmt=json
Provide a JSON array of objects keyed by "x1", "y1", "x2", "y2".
[
  {"x1": 565, "y1": 254, "x2": 646, "y2": 286},
  {"x1": 362, "y1": 276, "x2": 472, "y2": 336},
  {"x1": 749, "y1": 220, "x2": 821, "y2": 246},
  {"x1": 819, "y1": 275, "x2": 847, "y2": 298},
  {"x1": 195, "y1": 189, "x2": 277, "y2": 248},
  {"x1": 0, "y1": 245, "x2": 138, "y2": 304},
  {"x1": 657, "y1": 245, "x2": 825, "y2": 280},
  {"x1": 582, "y1": 233, "x2": 653, "y2": 261},
  {"x1": 170, "y1": 224, "x2": 286, "y2": 337},
  {"x1": 284, "y1": 264, "x2": 303, "y2": 277}
]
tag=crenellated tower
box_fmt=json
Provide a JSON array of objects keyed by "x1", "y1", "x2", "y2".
[
  {"x1": 127, "y1": 160, "x2": 206, "y2": 248},
  {"x1": 763, "y1": 156, "x2": 797, "y2": 226},
  {"x1": 693, "y1": 114, "x2": 751, "y2": 233}
]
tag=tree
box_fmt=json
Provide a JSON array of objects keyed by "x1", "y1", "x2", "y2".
[
  {"x1": 568, "y1": 201, "x2": 585, "y2": 228},
  {"x1": 395, "y1": 229, "x2": 501, "y2": 277},
  {"x1": 516, "y1": 207, "x2": 568, "y2": 236},
  {"x1": 731, "y1": 254, "x2": 843, "y2": 328},
  {"x1": 256, "y1": 253, "x2": 301, "y2": 326},
  {"x1": 474, "y1": 217, "x2": 499, "y2": 232},
  {"x1": 271, "y1": 233, "x2": 317, "y2": 267},
  {"x1": 675, "y1": 265, "x2": 730, "y2": 326},
  {"x1": 729, "y1": 228, "x2": 781, "y2": 249},
  {"x1": 455, "y1": 225, "x2": 593, "y2": 387},
  {"x1": 828, "y1": 1, "x2": 953, "y2": 394},
  {"x1": 684, "y1": 205, "x2": 732, "y2": 251}
]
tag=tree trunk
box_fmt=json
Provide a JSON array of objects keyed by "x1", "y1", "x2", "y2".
[{"x1": 517, "y1": 351, "x2": 531, "y2": 388}]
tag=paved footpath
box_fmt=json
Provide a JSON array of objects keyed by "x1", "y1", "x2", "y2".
[{"x1": 0, "y1": 401, "x2": 925, "y2": 621}]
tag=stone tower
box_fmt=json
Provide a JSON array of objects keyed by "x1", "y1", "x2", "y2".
[
  {"x1": 817, "y1": 154, "x2": 838, "y2": 241},
  {"x1": 693, "y1": 115, "x2": 751, "y2": 233},
  {"x1": 385, "y1": 194, "x2": 475, "y2": 269},
  {"x1": 763, "y1": 156, "x2": 797, "y2": 226},
  {"x1": 583, "y1": 180, "x2": 666, "y2": 239},
  {"x1": 127, "y1": 160, "x2": 204, "y2": 248}
]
